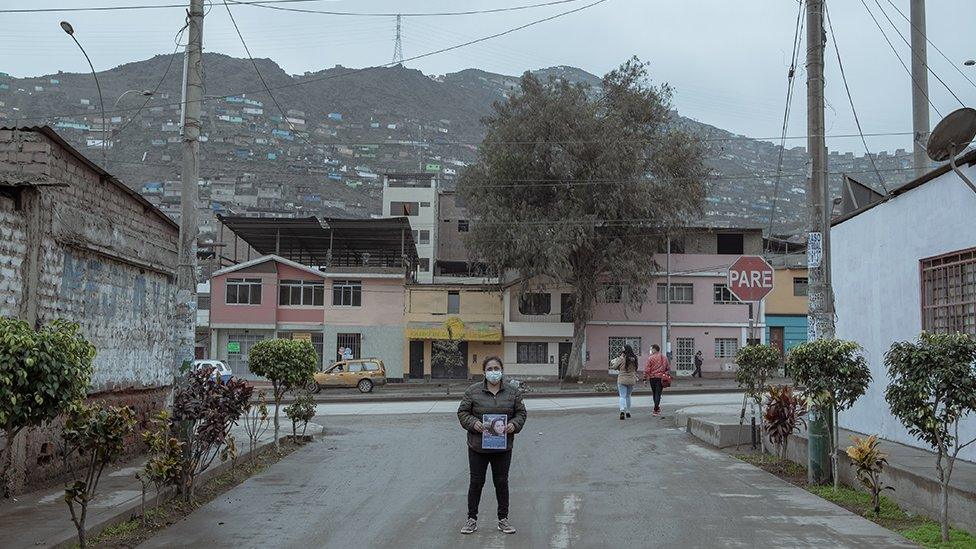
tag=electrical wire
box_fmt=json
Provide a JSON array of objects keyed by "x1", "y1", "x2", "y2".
[
  {"x1": 0, "y1": 0, "x2": 585, "y2": 15},
  {"x1": 824, "y1": 4, "x2": 888, "y2": 193},
  {"x1": 858, "y1": 0, "x2": 943, "y2": 117},
  {"x1": 10, "y1": 0, "x2": 609, "y2": 125},
  {"x1": 882, "y1": 0, "x2": 976, "y2": 91},
  {"x1": 765, "y1": 0, "x2": 805, "y2": 254},
  {"x1": 871, "y1": 0, "x2": 965, "y2": 107}
]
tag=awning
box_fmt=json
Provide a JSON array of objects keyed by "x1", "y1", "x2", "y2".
[{"x1": 406, "y1": 320, "x2": 503, "y2": 342}]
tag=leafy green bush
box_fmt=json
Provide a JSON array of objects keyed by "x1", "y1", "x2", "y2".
[
  {"x1": 284, "y1": 392, "x2": 316, "y2": 439},
  {"x1": 242, "y1": 391, "x2": 271, "y2": 459},
  {"x1": 845, "y1": 435, "x2": 892, "y2": 517},
  {"x1": 735, "y1": 344, "x2": 781, "y2": 406},
  {"x1": 248, "y1": 338, "x2": 318, "y2": 452},
  {"x1": 885, "y1": 332, "x2": 976, "y2": 543},
  {"x1": 137, "y1": 411, "x2": 183, "y2": 521}
]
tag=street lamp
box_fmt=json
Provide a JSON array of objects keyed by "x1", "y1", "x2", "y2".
[
  {"x1": 964, "y1": 60, "x2": 975, "y2": 67},
  {"x1": 114, "y1": 89, "x2": 154, "y2": 110},
  {"x1": 60, "y1": 20, "x2": 107, "y2": 165}
]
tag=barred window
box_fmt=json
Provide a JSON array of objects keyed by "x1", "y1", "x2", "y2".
[
  {"x1": 921, "y1": 248, "x2": 976, "y2": 336},
  {"x1": 714, "y1": 338, "x2": 739, "y2": 358},
  {"x1": 517, "y1": 342, "x2": 548, "y2": 364}
]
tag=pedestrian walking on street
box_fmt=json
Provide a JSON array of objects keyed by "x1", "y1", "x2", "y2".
[
  {"x1": 457, "y1": 357, "x2": 527, "y2": 536},
  {"x1": 692, "y1": 350, "x2": 703, "y2": 378},
  {"x1": 611, "y1": 345, "x2": 639, "y2": 420},
  {"x1": 645, "y1": 344, "x2": 671, "y2": 417}
]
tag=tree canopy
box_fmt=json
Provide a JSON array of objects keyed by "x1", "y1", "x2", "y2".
[{"x1": 459, "y1": 57, "x2": 708, "y2": 378}]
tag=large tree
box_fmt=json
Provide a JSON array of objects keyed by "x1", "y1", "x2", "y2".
[{"x1": 459, "y1": 58, "x2": 707, "y2": 379}]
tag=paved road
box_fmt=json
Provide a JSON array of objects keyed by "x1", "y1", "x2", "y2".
[{"x1": 141, "y1": 398, "x2": 913, "y2": 548}]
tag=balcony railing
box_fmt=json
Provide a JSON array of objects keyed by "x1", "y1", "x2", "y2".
[{"x1": 509, "y1": 309, "x2": 571, "y2": 323}]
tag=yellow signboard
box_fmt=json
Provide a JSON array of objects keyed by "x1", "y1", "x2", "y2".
[
  {"x1": 406, "y1": 318, "x2": 502, "y2": 342},
  {"x1": 293, "y1": 332, "x2": 312, "y2": 342}
]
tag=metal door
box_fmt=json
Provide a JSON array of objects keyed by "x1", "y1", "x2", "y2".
[
  {"x1": 408, "y1": 340, "x2": 425, "y2": 380},
  {"x1": 675, "y1": 338, "x2": 695, "y2": 376}
]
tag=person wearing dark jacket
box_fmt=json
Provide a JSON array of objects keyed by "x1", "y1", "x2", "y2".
[{"x1": 457, "y1": 356, "x2": 527, "y2": 536}]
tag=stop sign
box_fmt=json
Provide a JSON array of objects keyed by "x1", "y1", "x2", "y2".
[{"x1": 727, "y1": 256, "x2": 775, "y2": 302}]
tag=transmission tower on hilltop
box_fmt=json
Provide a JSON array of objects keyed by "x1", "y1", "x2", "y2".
[{"x1": 392, "y1": 14, "x2": 404, "y2": 65}]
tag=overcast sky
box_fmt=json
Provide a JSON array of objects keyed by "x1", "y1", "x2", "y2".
[{"x1": 2, "y1": 0, "x2": 974, "y2": 152}]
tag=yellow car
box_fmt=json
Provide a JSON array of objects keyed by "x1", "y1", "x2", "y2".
[{"x1": 308, "y1": 358, "x2": 387, "y2": 393}]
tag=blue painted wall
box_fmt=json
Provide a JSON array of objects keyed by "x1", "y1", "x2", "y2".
[{"x1": 766, "y1": 314, "x2": 807, "y2": 353}]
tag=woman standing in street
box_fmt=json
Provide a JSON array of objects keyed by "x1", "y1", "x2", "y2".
[
  {"x1": 610, "y1": 345, "x2": 639, "y2": 420},
  {"x1": 645, "y1": 344, "x2": 671, "y2": 417},
  {"x1": 457, "y1": 357, "x2": 527, "y2": 536}
]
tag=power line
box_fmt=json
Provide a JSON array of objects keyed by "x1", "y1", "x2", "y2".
[
  {"x1": 882, "y1": 0, "x2": 976, "y2": 91},
  {"x1": 392, "y1": 14, "x2": 404, "y2": 65},
  {"x1": 858, "y1": 0, "x2": 943, "y2": 117},
  {"x1": 0, "y1": 0, "x2": 586, "y2": 15},
  {"x1": 871, "y1": 0, "x2": 965, "y2": 107},
  {"x1": 824, "y1": 3, "x2": 888, "y2": 193},
  {"x1": 9, "y1": 0, "x2": 610, "y2": 125},
  {"x1": 765, "y1": 0, "x2": 805, "y2": 252}
]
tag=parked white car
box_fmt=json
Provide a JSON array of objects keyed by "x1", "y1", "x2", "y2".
[{"x1": 193, "y1": 359, "x2": 233, "y2": 383}]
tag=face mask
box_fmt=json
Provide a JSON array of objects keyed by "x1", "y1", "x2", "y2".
[{"x1": 485, "y1": 370, "x2": 503, "y2": 384}]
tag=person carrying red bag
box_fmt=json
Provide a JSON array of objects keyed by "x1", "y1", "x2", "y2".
[{"x1": 644, "y1": 344, "x2": 671, "y2": 417}]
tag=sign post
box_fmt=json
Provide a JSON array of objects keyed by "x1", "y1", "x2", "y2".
[{"x1": 727, "y1": 256, "x2": 775, "y2": 345}]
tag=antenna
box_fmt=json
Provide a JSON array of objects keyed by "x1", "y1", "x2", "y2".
[
  {"x1": 392, "y1": 14, "x2": 404, "y2": 65},
  {"x1": 927, "y1": 106, "x2": 976, "y2": 194}
]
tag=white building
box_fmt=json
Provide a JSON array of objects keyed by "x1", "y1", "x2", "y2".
[
  {"x1": 382, "y1": 173, "x2": 438, "y2": 283},
  {"x1": 832, "y1": 150, "x2": 976, "y2": 461}
]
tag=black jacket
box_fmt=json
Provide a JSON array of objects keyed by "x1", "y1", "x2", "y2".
[{"x1": 457, "y1": 380, "x2": 527, "y2": 453}]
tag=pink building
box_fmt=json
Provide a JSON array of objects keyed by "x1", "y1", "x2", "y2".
[
  {"x1": 208, "y1": 255, "x2": 408, "y2": 379},
  {"x1": 502, "y1": 228, "x2": 766, "y2": 379}
]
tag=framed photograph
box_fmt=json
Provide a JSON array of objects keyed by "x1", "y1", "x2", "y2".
[{"x1": 482, "y1": 414, "x2": 508, "y2": 450}]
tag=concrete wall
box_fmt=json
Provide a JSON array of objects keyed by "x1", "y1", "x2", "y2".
[
  {"x1": 405, "y1": 285, "x2": 503, "y2": 323},
  {"x1": 322, "y1": 324, "x2": 405, "y2": 379},
  {"x1": 832, "y1": 161, "x2": 976, "y2": 462},
  {"x1": 0, "y1": 127, "x2": 179, "y2": 494}
]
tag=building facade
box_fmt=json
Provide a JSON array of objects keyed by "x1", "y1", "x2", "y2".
[
  {"x1": 208, "y1": 255, "x2": 408, "y2": 379},
  {"x1": 765, "y1": 260, "x2": 809, "y2": 358},
  {"x1": 832, "y1": 152, "x2": 976, "y2": 462},
  {"x1": 0, "y1": 126, "x2": 179, "y2": 494},
  {"x1": 403, "y1": 284, "x2": 504, "y2": 380},
  {"x1": 382, "y1": 173, "x2": 438, "y2": 282}
]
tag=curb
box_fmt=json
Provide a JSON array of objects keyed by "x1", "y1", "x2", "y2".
[
  {"x1": 50, "y1": 423, "x2": 325, "y2": 549},
  {"x1": 274, "y1": 386, "x2": 743, "y2": 404}
]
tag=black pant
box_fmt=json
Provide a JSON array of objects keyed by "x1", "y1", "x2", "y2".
[
  {"x1": 467, "y1": 448, "x2": 512, "y2": 520},
  {"x1": 650, "y1": 378, "x2": 663, "y2": 409},
  {"x1": 692, "y1": 364, "x2": 702, "y2": 378}
]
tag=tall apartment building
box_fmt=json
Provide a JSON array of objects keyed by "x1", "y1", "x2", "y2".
[{"x1": 382, "y1": 173, "x2": 438, "y2": 283}]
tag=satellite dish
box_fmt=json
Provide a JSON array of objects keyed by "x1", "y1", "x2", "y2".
[{"x1": 926, "y1": 107, "x2": 976, "y2": 162}]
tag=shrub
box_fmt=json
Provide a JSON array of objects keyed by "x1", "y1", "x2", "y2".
[
  {"x1": 171, "y1": 367, "x2": 252, "y2": 501},
  {"x1": 62, "y1": 404, "x2": 137, "y2": 548},
  {"x1": 885, "y1": 332, "x2": 976, "y2": 543},
  {"x1": 763, "y1": 385, "x2": 807, "y2": 460},
  {"x1": 241, "y1": 391, "x2": 271, "y2": 460},
  {"x1": 0, "y1": 318, "x2": 95, "y2": 496},
  {"x1": 787, "y1": 338, "x2": 871, "y2": 487},
  {"x1": 247, "y1": 338, "x2": 318, "y2": 452},
  {"x1": 284, "y1": 392, "x2": 316, "y2": 439},
  {"x1": 137, "y1": 411, "x2": 183, "y2": 521},
  {"x1": 845, "y1": 434, "x2": 892, "y2": 517},
  {"x1": 735, "y1": 344, "x2": 780, "y2": 406}
]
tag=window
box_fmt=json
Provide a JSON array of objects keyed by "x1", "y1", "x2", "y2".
[
  {"x1": 197, "y1": 294, "x2": 211, "y2": 310},
  {"x1": 337, "y1": 333, "x2": 361, "y2": 359},
  {"x1": 921, "y1": 248, "x2": 976, "y2": 336},
  {"x1": 418, "y1": 258, "x2": 430, "y2": 272},
  {"x1": 413, "y1": 229, "x2": 430, "y2": 245},
  {"x1": 609, "y1": 337, "x2": 642, "y2": 361},
  {"x1": 447, "y1": 291, "x2": 460, "y2": 314},
  {"x1": 363, "y1": 360, "x2": 381, "y2": 371},
  {"x1": 717, "y1": 233, "x2": 744, "y2": 255},
  {"x1": 225, "y1": 278, "x2": 262, "y2": 305},
  {"x1": 676, "y1": 338, "x2": 695, "y2": 373},
  {"x1": 793, "y1": 277, "x2": 809, "y2": 296},
  {"x1": 390, "y1": 201, "x2": 419, "y2": 216},
  {"x1": 518, "y1": 293, "x2": 551, "y2": 315},
  {"x1": 279, "y1": 279, "x2": 325, "y2": 306},
  {"x1": 715, "y1": 338, "x2": 739, "y2": 358},
  {"x1": 656, "y1": 283, "x2": 693, "y2": 304},
  {"x1": 332, "y1": 280, "x2": 362, "y2": 307},
  {"x1": 713, "y1": 284, "x2": 742, "y2": 304},
  {"x1": 420, "y1": 201, "x2": 431, "y2": 207},
  {"x1": 517, "y1": 342, "x2": 548, "y2": 364},
  {"x1": 458, "y1": 220, "x2": 470, "y2": 232},
  {"x1": 560, "y1": 293, "x2": 575, "y2": 323},
  {"x1": 598, "y1": 284, "x2": 623, "y2": 303}
]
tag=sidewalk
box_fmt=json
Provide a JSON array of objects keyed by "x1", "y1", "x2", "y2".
[
  {"x1": 676, "y1": 401, "x2": 976, "y2": 534},
  {"x1": 255, "y1": 375, "x2": 769, "y2": 403},
  {"x1": 0, "y1": 421, "x2": 323, "y2": 549}
]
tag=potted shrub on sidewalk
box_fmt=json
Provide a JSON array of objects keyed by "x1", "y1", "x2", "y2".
[
  {"x1": 787, "y1": 338, "x2": 871, "y2": 488},
  {"x1": 885, "y1": 332, "x2": 976, "y2": 543},
  {"x1": 247, "y1": 338, "x2": 318, "y2": 452}
]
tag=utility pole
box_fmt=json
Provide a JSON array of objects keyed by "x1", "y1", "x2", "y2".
[
  {"x1": 175, "y1": 0, "x2": 204, "y2": 380},
  {"x1": 910, "y1": 0, "x2": 931, "y2": 178},
  {"x1": 665, "y1": 235, "x2": 672, "y2": 361},
  {"x1": 806, "y1": 0, "x2": 833, "y2": 485}
]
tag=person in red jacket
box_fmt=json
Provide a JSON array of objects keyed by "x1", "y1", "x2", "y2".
[{"x1": 644, "y1": 344, "x2": 671, "y2": 416}]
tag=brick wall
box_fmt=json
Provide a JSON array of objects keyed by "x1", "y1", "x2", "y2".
[{"x1": 0, "y1": 127, "x2": 181, "y2": 494}]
